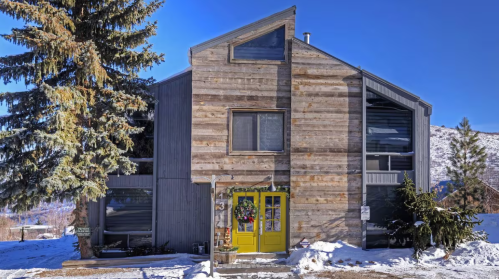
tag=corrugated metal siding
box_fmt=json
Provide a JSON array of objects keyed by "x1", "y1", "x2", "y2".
[
  {"x1": 364, "y1": 78, "x2": 418, "y2": 111},
  {"x1": 366, "y1": 171, "x2": 414, "y2": 185},
  {"x1": 154, "y1": 71, "x2": 210, "y2": 252},
  {"x1": 88, "y1": 199, "x2": 100, "y2": 246},
  {"x1": 156, "y1": 179, "x2": 211, "y2": 253},
  {"x1": 107, "y1": 175, "x2": 153, "y2": 189},
  {"x1": 157, "y1": 72, "x2": 192, "y2": 179},
  {"x1": 415, "y1": 103, "x2": 431, "y2": 192}
]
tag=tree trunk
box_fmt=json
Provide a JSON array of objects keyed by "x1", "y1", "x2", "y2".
[{"x1": 74, "y1": 197, "x2": 93, "y2": 259}]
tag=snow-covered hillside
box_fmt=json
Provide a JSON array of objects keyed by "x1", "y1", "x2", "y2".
[{"x1": 430, "y1": 125, "x2": 499, "y2": 186}]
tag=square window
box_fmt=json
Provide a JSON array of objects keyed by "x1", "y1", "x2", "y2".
[
  {"x1": 105, "y1": 189, "x2": 152, "y2": 232},
  {"x1": 231, "y1": 110, "x2": 285, "y2": 153}
]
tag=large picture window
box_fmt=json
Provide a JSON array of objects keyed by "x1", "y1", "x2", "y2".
[
  {"x1": 231, "y1": 110, "x2": 285, "y2": 153},
  {"x1": 232, "y1": 26, "x2": 286, "y2": 61},
  {"x1": 366, "y1": 91, "x2": 413, "y2": 153},
  {"x1": 105, "y1": 189, "x2": 153, "y2": 232}
]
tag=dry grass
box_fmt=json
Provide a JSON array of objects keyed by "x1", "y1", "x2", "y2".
[
  {"x1": 0, "y1": 215, "x2": 16, "y2": 241},
  {"x1": 309, "y1": 270, "x2": 401, "y2": 279},
  {"x1": 35, "y1": 268, "x2": 139, "y2": 278}
]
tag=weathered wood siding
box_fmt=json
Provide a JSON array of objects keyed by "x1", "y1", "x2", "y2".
[
  {"x1": 290, "y1": 39, "x2": 363, "y2": 246},
  {"x1": 152, "y1": 72, "x2": 211, "y2": 252},
  {"x1": 191, "y1": 16, "x2": 295, "y2": 233}
]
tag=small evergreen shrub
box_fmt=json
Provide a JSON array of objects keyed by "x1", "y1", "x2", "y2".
[
  {"x1": 388, "y1": 172, "x2": 485, "y2": 259},
  {"x1": 218, "y1": 246, "x2": 239, "y2": 252}
]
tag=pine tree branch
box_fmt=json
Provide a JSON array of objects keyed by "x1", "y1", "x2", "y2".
[{"x1": 0, "y1": 0, "x2": 75, "y2": 35}]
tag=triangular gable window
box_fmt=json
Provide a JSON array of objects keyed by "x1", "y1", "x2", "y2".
[{"x1": 233, "y1": 26, "x2": 285, "y2": 61}]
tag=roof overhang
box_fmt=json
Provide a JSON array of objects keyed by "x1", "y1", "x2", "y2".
[{"x1": 189, "y1": 6, "x2": 296, "y2": 56}]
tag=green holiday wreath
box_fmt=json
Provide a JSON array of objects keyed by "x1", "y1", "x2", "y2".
[{"x1": 234, "y1": 199, "x2": 258, "y2": 224}]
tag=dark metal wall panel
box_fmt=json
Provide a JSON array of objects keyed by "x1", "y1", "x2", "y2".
[
  {"x1": 156, "y1": 72, "x2": 192, "y2": 179},
  {"x1": 155, "y1": 179, "x2": 211, "y2": 253},
  {"x1": 88, "y1": 199, "x2": 100, "y2": 246},
  {"x1": 415, "y1": 103, "x2": 431, "y2": 192},
  {"x1": 154, "y1": 71, "x2": 210, "y2": 253},
  {"x1": 364, "y1": 78, "x2": 418, "y2": 110},
  {"x1": 107, "y1": 175, "x2": 153, "y2": 189}
]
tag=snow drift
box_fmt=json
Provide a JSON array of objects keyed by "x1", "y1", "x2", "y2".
[{"x1": 288, "y1": 240, "x2": 499, "y2": 274}]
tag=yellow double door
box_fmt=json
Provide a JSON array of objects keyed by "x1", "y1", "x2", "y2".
[{"x1": 232, "y1": 192, "x2": 286, "y2": 253}]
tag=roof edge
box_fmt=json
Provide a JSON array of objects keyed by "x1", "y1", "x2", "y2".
[
  {"x1": 190, "y1": 6, "x2": 296, "y2": 55},
  {"x1": 362, "y1": 70, "x2": 432, "y2": 111},
  {"x1": 291, "y1": 37, "x2": 361, "y2": 73},
  {"x1": 154, "y1": 67, "x2": 192, "y2": 85}
]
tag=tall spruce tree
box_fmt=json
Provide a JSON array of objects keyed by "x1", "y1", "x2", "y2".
[
  {"x1": 446, "y1": 117, "x2": 487, "y2": 211},
  {"x1": 0, "y1": 0, "x2": 164, "y2": 258}
]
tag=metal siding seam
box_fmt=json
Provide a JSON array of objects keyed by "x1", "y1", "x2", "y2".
[
  {"x1": 361, "y1": 75, "x2": 367, "y2": 250},
  {"x1": 152, "y1": 81, "x2": 159, "y2": 247}
]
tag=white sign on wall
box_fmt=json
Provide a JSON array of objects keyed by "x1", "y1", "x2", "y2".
[{"x1": 361, "y1": 206, "x2": 370, "y2": 221}]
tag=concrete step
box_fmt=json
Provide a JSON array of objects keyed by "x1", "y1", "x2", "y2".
[
  {"x1": 62, "y1": 255, "x2": 209, "y2": 268},
  {"x1": 235, "y1": 253, "x2": 288, "y2": 260},
  {"x1": 217, "y1": 266, "x2": 292, "y2": 274}
]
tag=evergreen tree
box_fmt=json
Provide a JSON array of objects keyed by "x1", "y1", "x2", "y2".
[
  {"x1": 389, "y1": 172, "x2": 483, "y2": 259},
  {"x1": 0, "y1": 0, "x2": 164, "y2": 258},
  {"x1": 446, "y1": 117, "x2": 487, "y2": 211}
]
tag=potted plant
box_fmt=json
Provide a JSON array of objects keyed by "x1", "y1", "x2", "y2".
[
  {"x1": 214, "y1": 227, "x2": 238, "y2": 264},
  {"x1": 215, "y1": 246, "x2": 239, "y2": 264}
]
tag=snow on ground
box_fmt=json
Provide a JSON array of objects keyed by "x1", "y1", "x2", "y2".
[
  {"x1": 1, "y1": 214, "x2": 499, "y2": 278},
  {"x1": 288, "y1": 240, "x2": 499, "y2": 279},
  {"x1": 0, "y1": 236, "x2": 215, "y2": 279}
]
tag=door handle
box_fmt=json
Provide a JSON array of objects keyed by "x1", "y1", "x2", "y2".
[{"x1": 259, "y1": 215, "x2": 263, "y2": 235}]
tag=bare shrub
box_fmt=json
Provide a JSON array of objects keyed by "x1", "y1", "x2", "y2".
[{"x1": 0, "y1": 215, "x2": 16, "y2": 241}]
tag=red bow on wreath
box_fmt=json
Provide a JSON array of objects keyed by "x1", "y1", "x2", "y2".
[{"x1": 248, "y1": 217, "x2": 254, "y2": 224}]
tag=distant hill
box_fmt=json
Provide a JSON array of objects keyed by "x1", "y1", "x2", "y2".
[{"x1": 430, "y1": 125, "x2": 499, "y2": 189}]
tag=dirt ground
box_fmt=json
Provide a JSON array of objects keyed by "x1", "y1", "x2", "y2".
[
  {"x1": 35, "y1": 268, "x2": 139, "y2": 278},
  {"x1": 306, "y1": 270, "x2": 402, "y2": 279}
]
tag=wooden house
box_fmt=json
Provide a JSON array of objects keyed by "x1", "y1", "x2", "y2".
[{"x1": 88, "y1": 6, "x2": 432, "y2": 253}]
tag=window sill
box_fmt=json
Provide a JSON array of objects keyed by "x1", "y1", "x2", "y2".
[
  {"x1": 366, "y1": 170, "x2": 414, "y2": 173},
  {"x1": 229, "y1": 58, "x2": 287, "y2": 65},
  {"x1": 229, "y1": 151, "x2": 286, "y2": 156}
]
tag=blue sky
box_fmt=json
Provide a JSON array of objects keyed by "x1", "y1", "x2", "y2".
[{"x1": 1, "y1": 0, "x2": 498, "y2": 131}]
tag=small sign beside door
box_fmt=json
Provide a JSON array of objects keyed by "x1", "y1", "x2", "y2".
[
  {"x1": 361, "y1": 206, "x2": 370, "y2": 221},
  {"x1": 75, "y1": 227, "x2": 91, "y2": 237},
  {"x1": 299, "y1": 238, "x2": 310, "y2": 248}
]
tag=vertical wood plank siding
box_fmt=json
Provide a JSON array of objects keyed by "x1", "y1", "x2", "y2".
[
  {"x1": 153, "y1": 72, "x2": 212, "y2": 252},
  {"x1": 290, "y1": 40, "x2": 363, "y2": 247},
  {"x1": 191, "y1": 16, "x2": 295, "y2": 234}
]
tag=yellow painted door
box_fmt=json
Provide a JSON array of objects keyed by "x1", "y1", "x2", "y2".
[
  {"x1": 232, "y1": 193, "x2": 259, "y2": 253},
  {"x1": 260, "y1": 192, "x2": 286, "y2": 252}
]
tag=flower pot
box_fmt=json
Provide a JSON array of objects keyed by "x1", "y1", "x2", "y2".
[{"x1": 214, "y1": 251, "x2": 237, "y2": 264}]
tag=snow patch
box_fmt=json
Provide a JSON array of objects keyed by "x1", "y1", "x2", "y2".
[
  {"x1": 288, "y1": 240, "x2": 499, "y2": 275},
  {"x1": 184, "y1": 261, "x2": 220, "y2": 279},
  {"x1": 414, "y1": 221, "x2": 424, "y2": 227}
]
